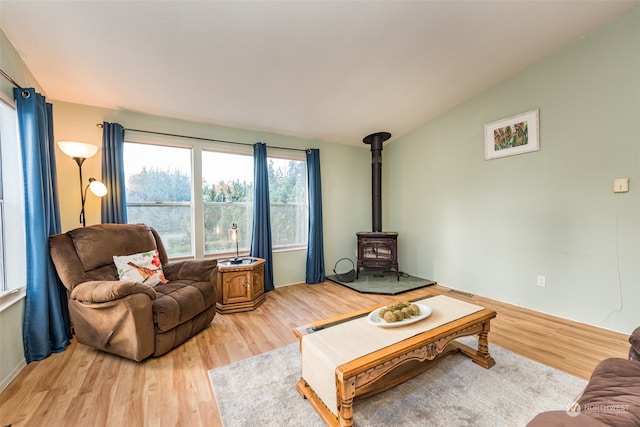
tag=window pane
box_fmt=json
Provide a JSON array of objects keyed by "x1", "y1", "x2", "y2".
[
  {"x1": 124, "y1": 143, "x2": 193, "y2": 257},
  {"x1": 0, "y1": 100, "x2": 26, "y2": 291},
  {"x1": 0, "y1": 201, "x2": 4, "y2": 290},
  {"x1": 0, "y1": 132, "x2": 3, "y2": 290},
  {"x1": 126, "y1": 204, "x2": 192, "y2": 258},
  {"x1": 203, "y1": 203, "x2": 252, "y2": 253},
  {"x1": 124, "y1": 144, "x2": 192, "y2": 203},
  {"x1": 268, "y1": 158, "x2": 308, "y2": 247},
  {"x1": 202, "y1": 151, "x2": 253, "y2": 255}
]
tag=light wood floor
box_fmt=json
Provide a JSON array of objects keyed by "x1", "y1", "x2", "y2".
[{"x1": 0, "y1": 282, "x2": 630, "y2": 427}]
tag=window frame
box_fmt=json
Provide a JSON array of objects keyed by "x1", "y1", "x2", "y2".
[
  {"x1": 123, "y1": 136, "x2": 308, "y2": 260},
  {"x1": 0, "y1": 94, "x2": 27, "y2": 308},
  {"x1": 0, "y1": 145, "x2": 5, "y2": 291},
  {"x1": 201, "y1": 147, "x2": 254, "y2": 257},
  {"x1": 265, "y1": 153, "x2": 309, "y2": 252},
  {"x1": 123, "y1": 141, "x2": 195, "y2": 258}
]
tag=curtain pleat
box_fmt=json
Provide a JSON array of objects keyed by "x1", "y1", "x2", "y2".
[
  {"x1": 101, "y1": 122, "x2": 127, "y2": 223},
  {"x1": 305, "y1": 149, "x2": 325, "y2": 283},
  {"x1": 14, "y1": 88, "x2": 71, "y2": 363},
  {"x1": 250, "y1": 142, "x2": 274, "y2": 292}
]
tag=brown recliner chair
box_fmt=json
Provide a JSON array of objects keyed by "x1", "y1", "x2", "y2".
[
  {"x1": 527, "y1": 327, "x2": 640, "y2": 426},
  {"x1": 49, "y1": 223, "x2": 217, "y2": 362},
  {"x1": 630, "y1": 326, "x2": 640, "y2": 361}
]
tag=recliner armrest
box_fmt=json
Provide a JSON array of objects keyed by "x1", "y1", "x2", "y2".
[
  {"x1": 70, "y1": 280, "x2": 157, "y2": 304},
  {"x1": 163, "y1": 259, "x2": 218, "y2": 282},
  {"x1": 630, "y1": 326, "x2": 640, "y2": 361}
]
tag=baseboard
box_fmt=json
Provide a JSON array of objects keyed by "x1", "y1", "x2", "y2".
[{"x1": 1, "y1": 358, "x2": 26, "y2": 393}]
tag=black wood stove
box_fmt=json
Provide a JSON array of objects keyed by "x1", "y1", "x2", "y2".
[{"x1": 356, "y1": 132, "x2": 400, "y2": 281}]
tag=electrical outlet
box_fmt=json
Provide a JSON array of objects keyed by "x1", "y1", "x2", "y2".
[
  {"x1": 613, "y1": 178, "x2": 629, "y2": 193},
  {"x1": 537, "y1": 275, "x2": 546, "y2": 287}
]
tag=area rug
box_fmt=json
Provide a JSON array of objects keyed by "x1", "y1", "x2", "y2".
[
  {"x1": 208, "y1": 337, "x2": 586, "y2": 427},
  {"x1": 326, "y1": 270, "x2": 436, "y2": 295}
]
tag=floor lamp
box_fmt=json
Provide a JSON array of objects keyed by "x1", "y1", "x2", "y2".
[{"x1": 57, "y1": 141, "x2": 108, "y2": 227}]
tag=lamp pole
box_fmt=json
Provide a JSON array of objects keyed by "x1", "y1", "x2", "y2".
[
  {"x1": 230, "y1": 223, "x2": 242, "y2": 264},
  {"x1": 73, "y1": 157, "x2": 87, "y2": 227}
]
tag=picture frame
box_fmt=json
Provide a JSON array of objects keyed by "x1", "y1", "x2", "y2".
[{"x1": 484, "y1": 109, "x2": 539, "y2": 160}]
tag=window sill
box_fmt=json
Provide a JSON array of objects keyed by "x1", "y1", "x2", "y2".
[
  {"x1": 0, "y1": 286, "x2": 26, "y2": 313},
  {"x1": 203, "y1": 245, "x2": 307, "y2": 260},
  {"x1": 273, "y1": 245, "x2": 306, "y2": 254}
]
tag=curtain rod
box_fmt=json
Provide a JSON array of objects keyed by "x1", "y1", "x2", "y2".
[
  {"x1": 0, "y1": 68, "x2": 30, "y2": 98},
  {"x1": 97, "y1": 123, "x2": 310, "y2": 153}
]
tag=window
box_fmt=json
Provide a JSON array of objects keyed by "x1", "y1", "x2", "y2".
[
  {"x1": 123, "y1": 139, "x2": 308, "y2": 260},
  {"x1": 0, "y1": 98, "x2": 26, "y2": 294},
  {"x1": 123, "y1": 143, "x2": 193, "y2": 257},
  {"x1": 268, "y1": 157, "x2": 308, "y2": 248},
  {"x1": 0, "y1": 127, "x2": 4, "y2": 289},
  {"x1": 202, "y1": 150, "x2": 253, "y2": 255}
]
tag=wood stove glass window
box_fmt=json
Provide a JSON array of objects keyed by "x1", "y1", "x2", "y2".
[{"x1": 363, "y1": 242, "x2": 392, "y2": 259}]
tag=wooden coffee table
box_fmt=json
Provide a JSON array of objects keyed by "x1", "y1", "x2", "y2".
[{"x1": 293, "y1": 296, "x2": 497, "y2": 427}]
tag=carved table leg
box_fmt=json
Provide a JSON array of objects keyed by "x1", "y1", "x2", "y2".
[
  {"x1": 476, "y1": 329, "x2": 496, "y2": 368},
  {"x1": 338, "y1": 398, "x2": 354, "y2": 427},
  {"x1": 451, "y1": 319, "x2": 496, "y2": 369},
  {"x1": 337, "y1": 377, "x2": 356, "y2": 427}
]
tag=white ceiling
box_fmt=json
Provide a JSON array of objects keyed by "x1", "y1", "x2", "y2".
[{"x1": 1, "y1": 1, "x2": 638, "y2": 146}]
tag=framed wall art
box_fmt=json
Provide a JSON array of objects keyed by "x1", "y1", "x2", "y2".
[{"x1": 484, "y1": 109, "x2": 539, "y2": 160}]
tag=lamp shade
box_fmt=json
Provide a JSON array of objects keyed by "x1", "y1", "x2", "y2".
[
  {"x1": 228, "y1": 225, "x2": 239, "y2": 242},
  {"x1": 58, "y1": 141, "x2": 99, "y2": 159},
  {"x1": 88, "y1": 179, "x2": 108, "y2": 197}
]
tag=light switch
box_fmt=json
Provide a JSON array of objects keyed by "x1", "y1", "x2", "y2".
[{"x1": 613, "y1": 178, "x2": 629, "y2": 193}]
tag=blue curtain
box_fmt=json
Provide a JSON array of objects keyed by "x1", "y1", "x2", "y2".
[
  {"x1": 250, "y1": 142, "x2": 274, "y2": 292},
  {"x1": 101, "y1": 122, "x2": 127, "y2": 223},
  {"x1": 14, "y1": 88, "x2": 71, "y2": 363},
  {"x1": 305, "y1": 149, "x2": 325, "y2": 283}
]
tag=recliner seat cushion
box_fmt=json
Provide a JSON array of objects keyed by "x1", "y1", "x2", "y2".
[{"x1": 153, "y1": 280, "x2": 216, "y2": 333}]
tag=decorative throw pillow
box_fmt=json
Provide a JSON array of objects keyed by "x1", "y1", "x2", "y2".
[{"x1": 113, "y1": 249, "x2": 168, "y2": 287}]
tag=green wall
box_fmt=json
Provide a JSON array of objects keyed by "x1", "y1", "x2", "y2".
[{"x1": 386, "y1": 9, "x2": 640, "y2": 334}]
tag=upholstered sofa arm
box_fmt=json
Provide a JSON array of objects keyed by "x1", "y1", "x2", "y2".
[
  {"x1": 527, "y1": 411, "x2": 607, "y2": 426},
  {"x1": 70, "y1": 280, "x2": 157, "y2": 304},
  {"x1": 163, "y1": 259, "x2": 218, "y2": 282},
  {"x1": 630, "y1": 326, "x2": 640, "y2": 361}
]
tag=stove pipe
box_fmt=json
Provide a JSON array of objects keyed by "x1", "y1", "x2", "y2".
[{"x1": 363, "y1": 131, "x2": 391, "y2": 232}]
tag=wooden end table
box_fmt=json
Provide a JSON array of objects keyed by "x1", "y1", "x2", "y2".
[
  {"x1": 293, "y1": 297, "x2": 496, "y2": 427},
  {"x1": 215, "y1": 257, "x2": 265, "y2": 314}
]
